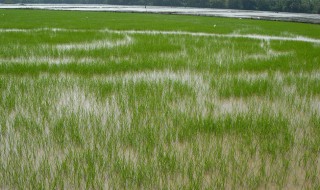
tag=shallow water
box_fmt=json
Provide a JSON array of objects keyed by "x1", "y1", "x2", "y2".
[
  {"x1": 1, "y1": 4, "x2": 320, "y2": 24},
  {"x1": 1, "y1": 28, "x2": 319, "y2": 43}
]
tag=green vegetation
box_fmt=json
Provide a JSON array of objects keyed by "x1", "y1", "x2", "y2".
[{"x1": 0, "y1": 9, "x2": 320, "y2": 189}]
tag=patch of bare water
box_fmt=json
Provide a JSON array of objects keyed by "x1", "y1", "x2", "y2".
[
  {"x1": 1, "y1": 28, "x2": 319, "y2": 44},
  {"x1": 0, "y1": 57, "x2": 97, "y2": 65},
  {"x1": 1, "y1": 4, "x2": 320, "y2": 23},
  {"x1": 56, "y1": 35, "x2": 133, "y2": 51},
  {"x1": 108, "y1": 29, "x2": 320, "y2": 43}
]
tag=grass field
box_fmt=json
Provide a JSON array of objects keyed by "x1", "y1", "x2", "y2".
[{"x1": 1, "y1": 9, "x2": 320, "y2": 189}]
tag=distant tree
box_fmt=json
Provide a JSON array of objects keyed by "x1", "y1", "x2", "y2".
[
  {"x1": 286, "y1": 0, "x2": 302, "y2": 12},
  {"x1": 153, "y1": 0, "x2": 162, "y2": 6},
  {"x1": 180, "y1": 0, "x2": 188, "y2": 7},
  {"x1": 3, "y1": 0, "x2": 15, "y2": 3},
  {"x1": 316, "y1": 0, "x2": 320, "y2": 13},
  {"x1": 256, "y1": 0, "x2": 270, "y2": 11},
  {"x1": 302, "y1": 0, "x2": 310, "y2": 12},
  {"x1": 242, "y1": 0, "x2": 256, "y2": 10},
  {"x1": 228, "y1": 0, "x2": 242, "y2": 9},
  {"x1": 208, "y1": 0, "x2": 226, "y2": 8}
]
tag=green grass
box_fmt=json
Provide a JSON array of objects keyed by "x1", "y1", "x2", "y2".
[
  {"x1": 1, "y1": 9, "x2": 320, "y2": 38},
  {"x1": 0, "y1": 9, "x2": 320, "y2": 189}
]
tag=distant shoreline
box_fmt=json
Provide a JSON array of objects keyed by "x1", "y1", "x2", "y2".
[{"x1": 1, "y1": 4, "x2": 320, "y2": 24}]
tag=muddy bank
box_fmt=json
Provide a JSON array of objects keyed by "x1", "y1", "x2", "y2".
[{"x1": 1, "y1": 4, "x2": 320, "y2": 24}]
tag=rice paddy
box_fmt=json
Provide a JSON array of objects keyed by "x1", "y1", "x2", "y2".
[{"x1": 0, "y1": 9, "x2": 320, "y2": 189}]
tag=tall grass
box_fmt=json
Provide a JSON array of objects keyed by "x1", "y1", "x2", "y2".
[{"x1": 0, "y1": 10, "x2": 320, "y2": 189}]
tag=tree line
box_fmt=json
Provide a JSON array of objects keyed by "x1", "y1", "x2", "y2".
[{"x1": 1, "y1": 0, "x2": 320, "y2": 14}]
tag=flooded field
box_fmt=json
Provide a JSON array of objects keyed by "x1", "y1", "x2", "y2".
[
  {"x1": 1, "y1": 3, "x2": 320, "y2": 23},
  {"x1": 0, "y1": 9, "x2": 320, "y2": 189}
]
